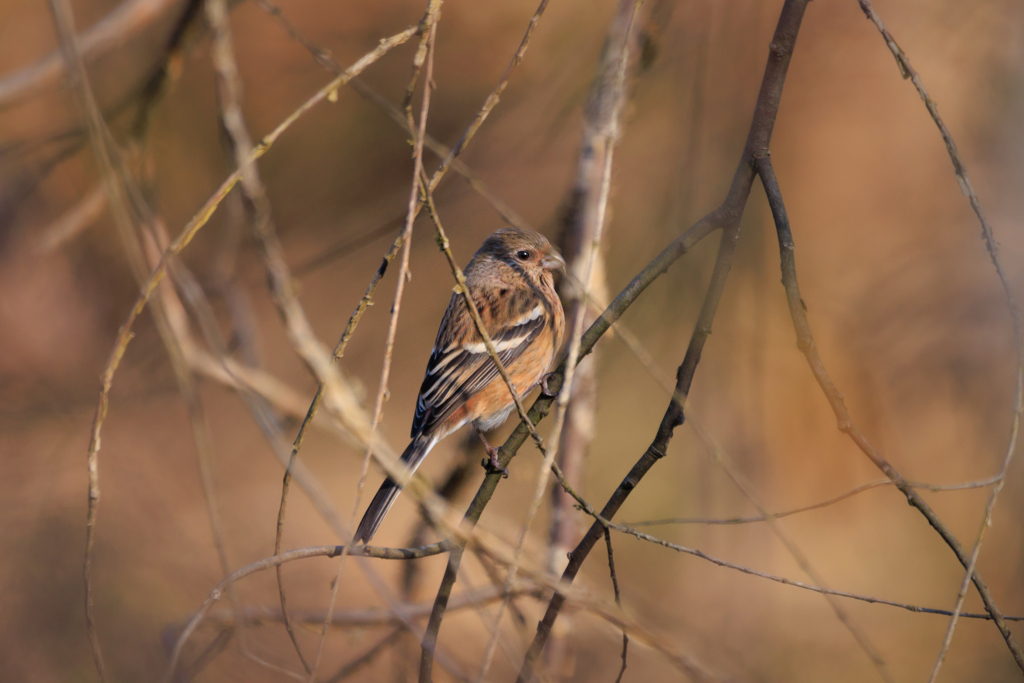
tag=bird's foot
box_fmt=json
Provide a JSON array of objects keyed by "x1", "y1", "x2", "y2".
[
  {"x1": 475, "y1": 427, "x2": 508, "y2": 478},
  {"x1": 540, "y1": 372, "x2": 560, "y2": 397},
  {"x1": 481, "y1": 448, "x2": 509, "y2": 478}
]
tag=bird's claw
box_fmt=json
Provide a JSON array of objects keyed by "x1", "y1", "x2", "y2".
[
  {"x1": 481, "y1": 449, "x2": 509, "y2": 478},
  {"x1": 540, "y1": 372, "x2": 559, "y2": 397}
]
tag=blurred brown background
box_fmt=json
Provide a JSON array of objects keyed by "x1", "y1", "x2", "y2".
[{"x1": 1, "y1": 0, "x2": 1023, "y2": 681}]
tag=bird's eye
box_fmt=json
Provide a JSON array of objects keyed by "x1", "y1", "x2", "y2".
[{"x1": 516, "y1": 249, "x2": 531, "y2": 260}]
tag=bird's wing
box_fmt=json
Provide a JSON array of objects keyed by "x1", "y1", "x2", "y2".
[{"x1": 411, "y1": 294, "x2": 546, "y2": 438}]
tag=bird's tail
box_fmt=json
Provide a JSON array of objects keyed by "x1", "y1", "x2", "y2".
[{"x1": 353, "y1": 434, "x2": 436, "y2": 544}]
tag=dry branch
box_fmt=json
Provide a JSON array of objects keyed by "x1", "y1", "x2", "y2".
[
  {"x1": 756, "y1": 152, "x2": 1024, "y2": 673},
  {"x1": 546, "y1": 7, "x2": 643, "y2": 676},
  {"x1": 309, "y1": 7, "x2": 440, "y2": 679},
  {"x1": 162, "y1": 541, "x2": 453, "y2": 683},
  {"x1": 626, "y1": 475, "x2": 1002, "y2": 527},
  {"x1": 855, "y1": 2, "x2": 1024, "y2": 678},
  {"x1": 48, "y1": 0, "x2": 245, "y2": 678},
  {"x1": 206, "y1": 586, "x2": 538, "y2": 629},
  {"x1": 81, "y1": 29, "x2": 421, "y2": 680},
  {"x1": 516, "y1": 0, "x2": 811, "y2": 678},
  {"x1": 0, "y1": 0, "x2": 184, "y2": 106},
  {"x1": 604, "y1": 521, "x2": 1024, "y2": 623}
]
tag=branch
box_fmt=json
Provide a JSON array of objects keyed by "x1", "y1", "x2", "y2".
[
  {"x1": 206, "y1": 586, "x2": 538, "y2": 628},
  {"x1": 323, "y1": 627, "x2": 404, "y2": 683},
  {"x1": 273, "y1": 229, "x2": 407, "y2": 671},
  {"x1": 604, "y1": 520, "x2": 1024, "y2": 623},
  {"x1": 0, "y1": 0, "x2": 184, "y2": 106},
  {"x1": 854, "y1": 2, "x2": 1024, "y2": 678},
  {"x1": 626, "y1": 475, "x2": 1002, "y2": 527},
  {"x1": 81, "y1": 29, "x2": 420, "y2": 679},
  {"x1": 308, "y1": 8, "x2": 440, "y2": 680},
  {"x1": 603, "y1": 529, "x2": 628, "y2": 683},
  {"x1": 546, "y1": 6, "x2": 644, "y2": 676},
  {"x1": 161, "y1": 541, "x2": 452, "y2": 682},
  {"x1": 48, "y1": 0, "x2": 242, "y2": 678},
  {"x1": 517, "y1": 1, "x2": 811, "y2": 678},
  {"x1": 756, "y1": 153, "x2": 1024, "y2": 673}
]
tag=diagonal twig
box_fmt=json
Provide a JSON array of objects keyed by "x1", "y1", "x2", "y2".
[
  {"x1": 756, "y1": 150, "x2": 1024, "y2": 674},
  {"x1": 854, "y1": 2, "x2": 1024, "y2": 678},
  {"x1": 603, "y1": 520, "x2": 1024, "y2": 623},
  {"x1": 309, "y1": 7, "x2": 441, "y2": 681},
  {"x1": 517, "y1": 1, "x2": 812, "y2": 678},
  {"x1": 625, "y1": 475, "x2": 1002, "y2": 527}
]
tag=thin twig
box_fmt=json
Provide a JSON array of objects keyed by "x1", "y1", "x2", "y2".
[
  {"x1": 603, "y1": 520, "x2": 1024, "y2": 623},
  {"x1": 854, "y1": 2, "x2": 1024, "y2": 678},
  {"x1": 547, "y1": 9, "x2": 642, "y2": 676},
  {"x1": 755, "y1": 152, "x2": 1024, "y2": 673},
  {"x1": 603, "y1": 528, "x2": 628, "y2": 683},
  {"x1": 81, "y1": 32, "x2": 421, "y2": 628},
  {"x1": 517, "y1": 1, "x2": 812, "y2": 678},
  {"x1": 207, "y1": 3, "x2": 447, "y2": 677},
  {"x1": 207, "y1": 586, "x2": 539, "y2": 628},
  {"x1": 310, "y1": 8, "x2": 440, "y2": 681},
  {"x1": 690, "y1": 406, "x2": 893, "y2": 679},
  {"x1": 49, "y1": 0, "x2": 244, "y2": 677},
  {"x1": 324, "y1": 627, "x2": 405, "y2": 683},
  {"x1": 251, "y1": 0, "x2": 532, "y2": 233},
  {"x1": 34, "y1": 183, "x2": 107, "y2": 253},
  {"x1": 273, "y1": 229, "x2": 407, "y2": 670},
  {"x1": 0, "y1": 0, "x2": 184, "y2": 106},
  {"x1": 86, "y1": 20, "x2": 417, "y2": 412},
  {"x1": 625, "y1": 475, "x2": 1002, "y2": 527},
  {"x1": 161, "y1": 541, "x2": 452, "y2": 683},
  {"x1": 181, "y1": 625, "x2": 235, "y2": 681}
]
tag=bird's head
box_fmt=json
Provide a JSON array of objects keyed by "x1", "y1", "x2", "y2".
[{"x1": 480, "y1": 226, "x2": 565, "y2": 278}]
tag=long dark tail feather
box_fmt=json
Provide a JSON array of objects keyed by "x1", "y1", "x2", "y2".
[{"x1": 353, "y1": 434, "x2": 435, "y2": 544}]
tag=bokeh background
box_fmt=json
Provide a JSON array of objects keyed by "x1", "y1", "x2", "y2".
[{"x1": 2, "y1": 0, "x2": 1023, "y2": 681}]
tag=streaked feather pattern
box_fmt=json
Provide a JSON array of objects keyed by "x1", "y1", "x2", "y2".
[{"x1": 353, "y1": 226, "x2": 565, "y2": 543}]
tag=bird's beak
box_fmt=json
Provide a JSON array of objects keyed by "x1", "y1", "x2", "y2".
[{"x1": 541, "y1": 251, "x2": 565, "y2": 273}]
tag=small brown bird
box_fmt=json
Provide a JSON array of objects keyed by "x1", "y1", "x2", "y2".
[{"x1": 354, "y1": 226, "x2": 565, "y2": 544}]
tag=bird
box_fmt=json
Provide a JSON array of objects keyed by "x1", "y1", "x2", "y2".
[{"x1": 354, "y1": 226, "x2": 566, "y2": 544}]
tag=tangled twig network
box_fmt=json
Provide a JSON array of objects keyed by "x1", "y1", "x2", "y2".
[{"x1": 30, "y1": 0, "x2": 1022, "y2": 679}]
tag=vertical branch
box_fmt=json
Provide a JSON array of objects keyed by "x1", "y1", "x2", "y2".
[
  {"x1": 547, "y1": 2, "x2": 645, "y2": 675},
  {"x1": 602, "y1": 528, "x2": 628, "y2": 683},
  {"x1": 517, "y1": 1, "x2": 811, "y2": 678},
  {"x1": 49, "y1": 0, "x2": 243, "y2": 678},
  {"x1": 476, "y1": 8, "x2": 642, "y2": 682},
  {"x1": 273, "y1": 231, "x2": 407, "y2": 672},
  {"x1": 309, "y1": 8, "x2": 440, "y2": 681},
  {"x1": 204, "y1": 0, "x2": 455, "y2": 677}
]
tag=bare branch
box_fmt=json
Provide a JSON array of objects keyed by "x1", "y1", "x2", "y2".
[
  {"x1": 48, "y1": 0, "x2": 242, "y2": 678},
  {"x1": 517, "y1": 1, "x2": 812, "y2": 678},
  {"x1": 161, "y1": 541, "x2": 453, "y2": 683},
  {"x1": 625, "y1": 475, "x2": 1002, "y2": 527},
  {"x1": 207, "y1": 586, "x2": 538, "y2": 629},
  {"x1": 0, "y1": 0, "x2": 184, "y2": 106},
  {"x1": 324, "y1": 627, "x2": 404, "y2": 683},
  {"x1": 603, "y1": 529, "x2": 628, "y2": 683},
  {"x1": 34, "y1": 183, "x2": 107, "y2": 253},
  {"x1": 605, "y1": 520, "x2": 1024, "y2": 623},
  {"x1": 310, "y1": 7, "x2": 440, "y2": 680},
  {"x1": 855, "y1": 2, "x2": 1024, "y2": 678},
  {"x1": 756, "y1": 151, "x2": 1024, "y2": 674}
]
